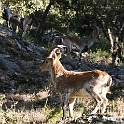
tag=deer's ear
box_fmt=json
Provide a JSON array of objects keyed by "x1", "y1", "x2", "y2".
[
  {"x1": 49, "y1": 58, "x2": 54, "y2": 62},
  {"x1": 52, "y1": 52, "x2": 57, "y2": 60},
  {"x1": 46, "y1": 58, "x2": 54, "y2": 64},
  {"x1": 57, "y1": 53, "x2": 62, "y2": 59}
]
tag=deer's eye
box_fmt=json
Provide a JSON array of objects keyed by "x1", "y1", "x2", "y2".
[{"x1": 45, "y1": 61, "x2": 48, "y2": 63}]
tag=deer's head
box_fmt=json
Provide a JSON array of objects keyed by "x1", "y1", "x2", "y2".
[{"x1": 39, "y1": 45, "x2": 66, "y2": 72}]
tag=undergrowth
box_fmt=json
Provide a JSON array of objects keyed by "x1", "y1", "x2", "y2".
[{"x1": 0, "y1": 93, "x2": 124, "y2": 123}]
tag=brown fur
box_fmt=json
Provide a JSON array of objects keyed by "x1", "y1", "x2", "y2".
[
  {"x1": 39, "y1": 46, "x2": 112, "y2": 118},
  {"x1": 61, "y1": 26, "x2": 100, "y2": 60}
]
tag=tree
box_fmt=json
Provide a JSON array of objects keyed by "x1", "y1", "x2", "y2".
[
  {"x1": 1, "y1": 0, "x2": 124, "y2": 64},
  {"x1": 36, "y1": 0, "x2": 55, "y2": 37},
  {"x1": 91, "y1": 1, "x2": 124, "y2": 64}
]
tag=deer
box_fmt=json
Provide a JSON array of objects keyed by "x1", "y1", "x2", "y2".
[
  {"x1": 20, "y1": 15, "x2": 32, "y2": 38},
  {"x1": 60, "y1": 25, "x2": 100, "y2": 61},
  {"x1": 2, "y1": 7, "x2": 32, "y2": 38},
  {"x1": 39, "y1": 45, "x2": 112, "y2": 120},
  {"x1": 2, "y1": 6, "x2": 19, "y2": 29}
]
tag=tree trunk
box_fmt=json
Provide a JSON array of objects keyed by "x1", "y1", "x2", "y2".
[
  {"x1": 112, "y1": 36, "x2": 119, "y2": 64},
  {"x1": 107, "y1": 29, "x2": 119, "y2": 64},
  {"x1": 36, "y1": 0, "x2": 54, "y2": 37},
  {"x1": 108, "y1": 29, "x2": 113, "y2": 52}
]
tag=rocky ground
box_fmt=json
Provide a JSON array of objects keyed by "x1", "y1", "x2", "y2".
[
  {"x1": 0, "y1": 24, "x2": 124, "y2": 123},
  {"x1": 0, "y1": 24, "x2": 48, "y2": 93}
]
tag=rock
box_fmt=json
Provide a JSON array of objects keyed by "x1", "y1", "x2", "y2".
[{"x1": 0, "y1": 24, "x2": 48, "y2": 93}]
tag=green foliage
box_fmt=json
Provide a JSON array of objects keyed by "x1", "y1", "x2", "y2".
[
  {"x1": 0, "y1": 0, "x2": 124, "y2": 62},
  {"x1": 0, "y1": 0, "x2": 48, "y2": 17},
  {"x1": 90, "y1": 48, "x2": 111, "y2": 58},
  {"x1": 47, "y1": 106, "x2": 63, "y2": 123},
  {"x1": 1, "y1": 0, "x2": 124, "y2": 34}
]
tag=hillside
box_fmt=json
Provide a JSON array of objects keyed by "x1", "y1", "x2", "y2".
[
  {"x1": 0, "y1": 24, "x2": 49, "y2": 93},
  {"x1": 0, "y1": 24, "x2": 124, "y2": 123}
]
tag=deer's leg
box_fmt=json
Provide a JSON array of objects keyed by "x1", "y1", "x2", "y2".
[
  {"x1": 78, "y1": 51, "x2": 82, "y2": 62},
  {"x1": 87, "y1": 88, "x2": 103, "y2": 114},
  {"x1": 62, "y1": 93, "x2": 68, "y2": 120},
  {"x1": 69, "y1": 98, "x2": 76, "y2": 118},
  {"x1": 78, "y1": 45, "x2": 88, "y2": 62},
  {"x1": 100, "y1": 89, "x2": 108, "y2": 114},
  {"x1": 70, "y1": 44, "x2": 72, "y2": 53},
  {"x1": 6, "y1": 20, "x2": 10, "y2": 28},
  {"x1": 67, "y1": 47, "x2": 71, "y2": 55},
  {"x1": 22, "y1": 30, "x2": 26, "y2": 38},
  {"x1": 91, "y1": 97, "x2": 103, "y2": 114},
  {"x1": 101, "y1": 96, "x2": 108, "y2": 114},
  {"x1": 22, "y1": 26, "x2": 27, "y2": 38},
  {"x1": 68, "y1": 44, "x2": 72, "y2": 56}
]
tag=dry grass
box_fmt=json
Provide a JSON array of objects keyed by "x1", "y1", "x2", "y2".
[
  {"x1": 0, "y1": 92, "x2": 124, "y2": 124},
  {"x1": 0, "y1": 93, "x2": 47, "y2": 123},
  {"x1": 0, "y1": 108, "x2": 46, "y2": 124},
  {"x1": 76, "y1": 97, "x2": 124, "y2": 118}
]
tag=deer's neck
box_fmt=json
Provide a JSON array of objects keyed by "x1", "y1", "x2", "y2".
[
  {"x1": 50, "y1": 60, "x2": 66, "y2": 89},
  {"x1": 87, "y1": 37, "x2": 95, "y2": 48}
]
